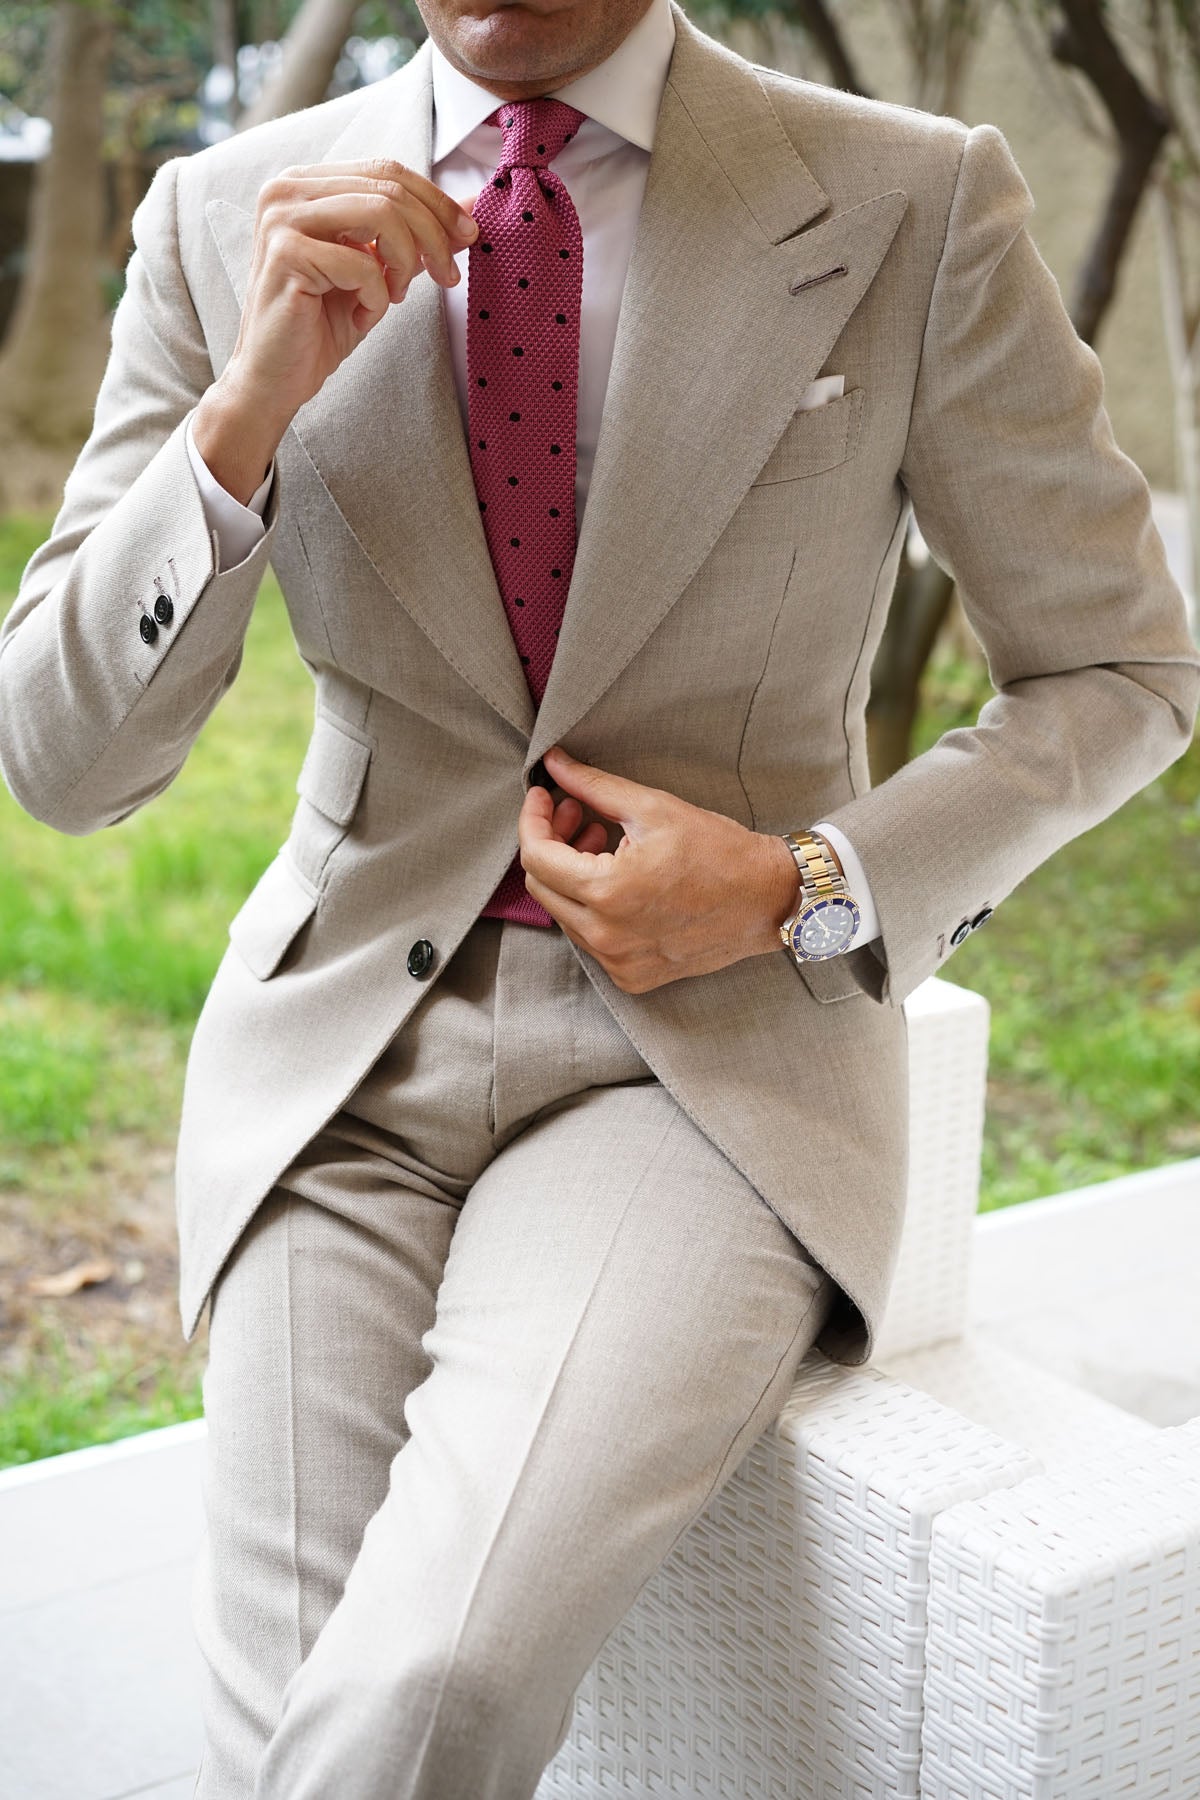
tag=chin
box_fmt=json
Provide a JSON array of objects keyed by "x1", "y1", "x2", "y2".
[{"x1": 453, "y1": 5, "x2": 579, "y2": 79}]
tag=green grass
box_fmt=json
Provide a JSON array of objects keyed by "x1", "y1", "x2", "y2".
[
  {"x1": 0, "y1": 573, "x2": 313, "y2": 1025},
  {"x1": 910, "y1": 652, "x2": 1200, "y2": 1208},
  {"x1": 0, "y1": 1324, "x2": 204, "y2": 1470},
  {"x1": 0, "y1": 508, "x2": 1197, "y2": 1466}
]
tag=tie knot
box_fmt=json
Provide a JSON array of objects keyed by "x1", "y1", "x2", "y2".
[{"x1": 486, "y1": 97, "x2": 586, "y2": 173}]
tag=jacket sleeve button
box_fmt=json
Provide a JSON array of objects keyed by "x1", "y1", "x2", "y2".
[
  {"x1": 407, "y1": 939, "x2": 436, "y2": 979},
  {"x1": 153, "y1": 593, "x2": 174, "y2": 626},
  {"x1": 139, "y1": 612, "x2": 158, "y2": 645},
  {"x1": 950, "y1": 919, "x2": 972, "y2": 947},
  {"x1": 970, "y1": 906, "x2": 994, "y2": 930}
]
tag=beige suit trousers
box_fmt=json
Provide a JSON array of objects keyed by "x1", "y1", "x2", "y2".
[{"x1": 191, "y1": 913, "x2": 836, "y2": 1800}]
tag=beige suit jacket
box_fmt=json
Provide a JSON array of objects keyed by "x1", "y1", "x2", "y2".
[{"x1": 2, "y1": 2, "x2": 1197, "y2": 1365}]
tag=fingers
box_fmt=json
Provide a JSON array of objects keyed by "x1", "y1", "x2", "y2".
[
  {"x1": 541, "y1": 745, "x2": 654, "y2": 827},
  {"x1": 283, "y1": 232, "x2": 393, "y2": 317},
  {"x1": 260, "y1": 161, "x2": 478, "y2": 292},
  {"x1": 521, "y1": 868, "x2": 594, "y2": 941},
  {"x1": 310, "y1": 160, "x2": 479, "y2": 241},
  {"x1": 552, "y1": 795, "x2": 609, "y2": 855},
  {"x1": 520, "y1": 831, "x2": 610, "y2": 904}
]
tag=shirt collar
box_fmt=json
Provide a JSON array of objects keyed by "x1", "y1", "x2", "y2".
[{"x1": 430, "y1": 0, "x2": 676, "y2": 162}]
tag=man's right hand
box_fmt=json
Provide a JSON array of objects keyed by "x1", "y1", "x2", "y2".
[{"x1": 192, "y1": 160, "x2": 480, "y2": 506}]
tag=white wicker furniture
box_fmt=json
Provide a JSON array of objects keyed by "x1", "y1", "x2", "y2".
[
  {"x1": 535, "y1": 978, "x2": 1200, "y2": 1800},
  {"x1": 920, "y1": 1416, "x2": 1200, "y2": 1800}
]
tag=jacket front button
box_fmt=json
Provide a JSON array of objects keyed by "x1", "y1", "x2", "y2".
[
  {"x1": 139, "y1": 612, "x2": 158, "y2": 645},
  {"x1": 407, "y1": 938, "x2": 435, "y2": 979},
  {"x1": 950, "y1": 920, "x2": 972, "y2": 948},
  {"x1": 971, "y1": 906, "x2": 994, "y2": 930},
  {"x1": 153, "y1": 592, "x2": 174, "y2": 626}
]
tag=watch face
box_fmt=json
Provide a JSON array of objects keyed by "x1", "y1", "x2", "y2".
[{"x1": 792, "y1": 897, "x2": 860, "y2": 959}]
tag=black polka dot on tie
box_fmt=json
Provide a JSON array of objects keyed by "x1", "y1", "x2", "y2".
[
  {"x1": 509, "y1": 476, "x2": 519, "y2": 486},
  {"x1": 477, "y1": 439, "x2": 486, "y2": 450},
  {"x1": 513, "y1": 346, "x2": 523, "y2": 356},
  {"x1": 549, "y1": 507, "x2": 559, "y2": 517},
  {"x1": 551, "y1": 568, "x2": 561, "y2": 578},
  {"x1": 551, "y1": 380, "x2": 563, "y2": 391},
  {"x1": 518, "y1": 278, "x2": 529, "y2": 289},
  {"x1": 522, "y1": 210, "x2": 534, "y2": 222},
  {"x1": 564, "y1": 133, "x2": 573, "y2": 142},
  {"x1": 479, "y1": 500, "x2": 486, "y2": 511},
  {"x1": 559, "y1": 248, "x2": 570, "y2": 259},
  {"x1": 510, "y1": 537, "x2": 520, "y2": 547},
  {"x1": 509, "y1": 411, "x2": 521, "y2": 422},
  {"x1": 537, "y1": 145, "x2": 545, "y2": 154},
  {"x1": 477, "y1": 377, "x2": 487, "y2": 387},
  {"x1": 492, "y1": 177, "x2": 503, "y2": 188},
  {"x1": 481, "y1": 242, "x2": 492, "y2": 253},
  {"x1": 504, "y1": 116, "x2": 513, "y2": 126},
  {"x1": 521, "y1": 654, "x2": 531, "y2": 664},
  {"x1": 550, "y1": 444, "x2": 561, "y2": 455},
  {"x1": 514, "y1": 596, "x2": 525, "y2": 606},
  {"x1": 478, "y1": 309, "x2": 489, "y2": 319},
  {"x1": 555, "y1": 313, "x2": 566, "y2": 324}
]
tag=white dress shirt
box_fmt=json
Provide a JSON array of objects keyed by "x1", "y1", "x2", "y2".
[{"x1": 183, "y1": 0, "x2": 880, "y2": 949}]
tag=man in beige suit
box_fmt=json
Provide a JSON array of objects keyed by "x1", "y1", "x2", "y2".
[{"x1": 2, "y1": 0, "x2": 1197, "y2": 1791}]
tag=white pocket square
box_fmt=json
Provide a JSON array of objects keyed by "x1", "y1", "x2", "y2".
[{"x1": 797, "y1": 374, "x2": 845, "y2": 411}]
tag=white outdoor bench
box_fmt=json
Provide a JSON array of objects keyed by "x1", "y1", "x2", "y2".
[
  {"x1": 535, "y1": 980, "x2": 1200, "y2": 1799},
  {"x1": 2, "y1": 978, "x2": 1197, "y2": 1800}
]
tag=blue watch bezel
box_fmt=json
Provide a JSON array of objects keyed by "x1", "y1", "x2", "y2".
[{"x1": 788, "y1": 893, "x2": 862, "y2": 961}]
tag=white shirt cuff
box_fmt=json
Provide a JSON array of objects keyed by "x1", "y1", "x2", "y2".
[
  {"x1": 185, "y1": 413, "x2": 274, "y2": 573},
  {"x1": 812, "y1": 821, "x2": 881, "y2": 949}
]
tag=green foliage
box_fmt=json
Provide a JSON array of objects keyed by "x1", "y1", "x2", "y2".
[
  {"x1": 0, "y1": 538, "x2": 313, "y2": 1027},
  {"x1": 0, "y1": 996, "x2": 105, "y2": 1148},
  {"x1": 0, "y1": 509, "x2": 1197, "y2": 1465},
  {"x1": 0, "y1": 1325, "x2": 203, "y2": 1469},
  {"x1": 913, "y1": 649, "x2": 1200, "y2": 1207}
]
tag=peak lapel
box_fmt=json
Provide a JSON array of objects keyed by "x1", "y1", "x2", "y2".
[
  {"x1": 205, "y1": 38, "x2": 536, "y2": 740},
  {"x1": 525, "y1": 2, "x2": 908, "y2": 770}
]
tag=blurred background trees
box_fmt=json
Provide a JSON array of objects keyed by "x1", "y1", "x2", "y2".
[
  {"x1": 1, "y1": 0, "x2": 1196, "y2": 772},
  {"x1": 0, "y1": 0, "x2": 1195, "y2": 1467}
]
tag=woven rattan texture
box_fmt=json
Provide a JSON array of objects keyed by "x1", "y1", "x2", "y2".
[
  {"x1": 920, "y1": 1417, "x2": 1200, "y2": 1799},
  {"x1": 535, "y1": 1356, "x2": 1037, "y2": 1799}
]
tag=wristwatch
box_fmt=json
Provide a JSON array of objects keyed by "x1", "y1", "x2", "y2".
[{"x1": 779, "y1": 829, "x2": 862, "y2": 963}]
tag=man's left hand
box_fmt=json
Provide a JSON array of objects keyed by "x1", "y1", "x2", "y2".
[{"x1": 517, "y1": 744, "x2": 800, "y2": 993}]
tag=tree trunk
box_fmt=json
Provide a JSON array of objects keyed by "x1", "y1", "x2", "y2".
[
  {"x1": 1050, "y1": 0, "x2": 1172, "y2": 346},
  {"x1": 237, "y1": 0, "x2": 363, "y2": 130},
  {"x1": 863, "y1": 0, "x2": 989, "y2": 780},
  {"x1": 866, "y1": 543, "x2": 958, "y2": 783},
  {"x1": 0, "y1": 1, "x2": 115, "y2": 512},
  {"x1": 211, "y1": 0, "x2": 243, "y2": 128},
  {"x1": 1154, "y1": 179, "x2": 1200, "y2": 625}
]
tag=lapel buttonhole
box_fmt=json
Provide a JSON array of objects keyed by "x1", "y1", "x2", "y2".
[{"x1": 790, "y1": 263, "x2": 848, "y2": 295}]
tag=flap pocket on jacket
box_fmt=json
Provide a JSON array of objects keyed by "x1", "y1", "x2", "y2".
[
  {"x1": 752, "y1": 386, "x2": 864, "y2": 485},
  {"x1": 228, "y1": 851, "x2": 319, "y2": 980},
  {"x1": 296, "y1": 711, "x2": 373, "y2": 827}
]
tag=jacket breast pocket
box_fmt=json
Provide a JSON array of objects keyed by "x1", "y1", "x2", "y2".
[
  {"x1": 228, "y1": 849, "x2": 319, "y2": 980},
  {"x1": 286, "y1": 708, "x2": 374, "y2": 892},
  {"x1": 751, "y1": 386, "x2": 865, "y2": 486}
]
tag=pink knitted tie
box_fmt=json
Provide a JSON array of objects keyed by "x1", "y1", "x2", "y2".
[{"x1": 470, "y1": 96, "x2": 586, "y2": 928}]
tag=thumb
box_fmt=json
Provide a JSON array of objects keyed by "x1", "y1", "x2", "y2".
[{"x1": 542, "y1": 745, "x2": 652, "y2": 828}]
